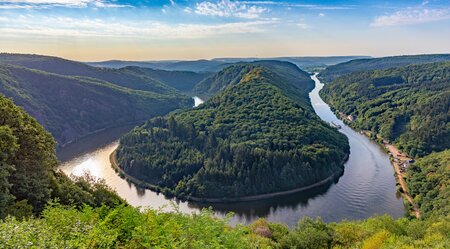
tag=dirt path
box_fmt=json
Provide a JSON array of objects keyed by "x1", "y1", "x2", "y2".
[{"x1": 384, "y1": 143, "x2": 421, "y2": 218}]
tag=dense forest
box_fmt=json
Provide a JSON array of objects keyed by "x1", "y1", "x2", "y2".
[
  {"x1": 320, "y1": 62, "x2": 450, "y2": 157},
  {"x1": 0, "y1": 63, "x2": 192, "y2": 146},
  {"x1": 117, "y1": 63, "x2": 349, "y2": 199},
  {"x1": 120, "y1": 66, "x2": 211, "y2": 93},
  {"x1": 192, "y1": 60, "x2": 315, "y2": 99},
  {"x1": 0, "y1": 58, "x2": 448, "y2": 248},
  {"x1": 319, "y1": 54, "x2": 450, "y2": 82},
  {"x1": 406, "y1": 149, "x2": 449, "y2": 218},
  {"x1": 0, "y1": 95, "x2": 124, "y2": 218}
]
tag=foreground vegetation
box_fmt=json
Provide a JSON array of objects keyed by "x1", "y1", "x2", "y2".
[
  {"x1": 1, "y1": 203, "x2": 448, "y2": 248},
  {"x1": 117, "y1": 63, "x2": 349, "y2": 199},
  {"x1": 0, "y1": 58, "x2": 448, "y2": 248},
  {"x1": 0, "y1": 95, "x2": 124, "y2": 218}
]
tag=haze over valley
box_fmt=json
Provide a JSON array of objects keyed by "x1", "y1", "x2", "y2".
[{"x1": 0, "y1": 0, "x2": 449, "y2": 248}]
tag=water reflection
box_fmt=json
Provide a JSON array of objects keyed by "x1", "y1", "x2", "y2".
[{"x1": 58, "y1": 75, "x2": 405, "y2": 227}]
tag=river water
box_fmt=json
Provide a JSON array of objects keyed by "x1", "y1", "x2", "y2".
[{"x1": 59, "y1": 81, "x2": 405, "y2": 227}]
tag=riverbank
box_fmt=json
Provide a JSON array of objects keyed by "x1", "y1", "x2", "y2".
[
  {"x1": 326, "y1": 113, "x2": 421, "y2": 218},
  {"x1": 384, "y1": 143, "x2": 421, "y2": 218},
  {"x1": 110, "y1": 149, "x2": 347, "y2": 203}
]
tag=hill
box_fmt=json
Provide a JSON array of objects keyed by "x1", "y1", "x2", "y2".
[
  {"x1": 0, "y1": 95, "x2": 124, "y2": 217},
  {"x1": 0, "y1": 53, "x2": 188, "y2": 93},
  {"x1": 0, "y1": 64, "x2": 192, "y2": 146},
  {"x1": 0, "y1": 66, "x2": 447, "y2": 249},
  {"x1": 320, "y1": 62, "x2": 450, "y2": 157},
  {"x1": 87, "y1": 56, "x2": 369, "y2": 73},
  {"x1": 88, "y1": 59, "x2": 227, "y2": 72},
  {"x1": 319, "y1": 54, "x2": 450, "y2": 82},
  {"x1": 116, "y1": 63, "x2": 349, "y2": 200},
  {"x1": 193, "y1": 60, "x2": 315, "y2": 101},
  {"x1": 120, "y1": 66, "x2": 211, "y2": 93}
]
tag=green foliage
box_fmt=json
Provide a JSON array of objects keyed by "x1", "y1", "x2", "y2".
[
  {"x1": 0, "y1": 95, "x2": 57, "y2": 214},
  {"x1": 0, "y1": 126, "x2": 18, "y2": 218},
  {"x1": 406, "y1": 150, "x2": 450, "y2": 218},
  {"x1": 0, "y1": 204, "x2": 261, "y2": 249},
  {"x1": 193, "y1": 60, "x2": 315, "y2": 101},
  {"x1": 117, "y1": 63, "x2": 349, "y2": 199},
  {"x1": 121, "y1": 66, "x2": 211, "y2": 92},
  {"x1": 0, "y1": 63, "x2": 192, "y2": 145},
  {"x1": 319, "y1": 54, "x2": 450, "y2": 82},
  {"x1": 279, "y1": 218, "x2": 334, "y2": 249},
  {"x1": 1, "y1": 206, "x2": 448, "y2": 249},
  {"x1": 0, "y1": 53, "x2": 180, "y2": 93},
  {"x1": 0, "y1": 95, "x2": 124, "y2": 217},
  {"x1": 320, "y1": 62, "x2": 450, "y2": 157}
]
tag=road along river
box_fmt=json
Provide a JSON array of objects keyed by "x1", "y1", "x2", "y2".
[{"x1": 59, "y1": 82, "x2": 405, "y2": 227}]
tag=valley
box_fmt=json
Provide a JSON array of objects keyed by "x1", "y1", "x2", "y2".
[
  {"x1": 1, "y1": 53, "x2": 448, "y2": 248},
  {"x1": 58, "y1": 72, "x2": 404, "y2": 227}
]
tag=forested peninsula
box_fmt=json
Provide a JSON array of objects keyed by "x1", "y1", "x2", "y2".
[
  {"x1": 116, "y1": 62, "x2": 349, "y2": 200},
  {"x1": 0, "y1": 56, "x2": 448, "y2": 248}
]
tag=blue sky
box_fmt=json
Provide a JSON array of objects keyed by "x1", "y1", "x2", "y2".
[{"x1": 0, "y1": 0, "x2": 449, "y2": 60}]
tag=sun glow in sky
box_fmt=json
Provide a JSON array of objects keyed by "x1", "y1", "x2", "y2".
[{"x1": 1, "y1": 0, "x2": 449, "y2": 60}]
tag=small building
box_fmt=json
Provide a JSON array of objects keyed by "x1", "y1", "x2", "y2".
[{"x1": 347, "y1": 115, "x2": 354, "y2": 122}]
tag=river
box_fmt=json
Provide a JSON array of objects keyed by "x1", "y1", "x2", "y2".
[{"x1": 59, "y1": 81, "x2": 405, "y2": 227}]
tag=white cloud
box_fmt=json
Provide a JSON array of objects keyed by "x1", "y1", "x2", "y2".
[
  {"x1": 319, "y1": 13, "x2": 325, "y2": 17},
  {"x1": 372, "y1": 7, "x2": 450, "y2": 26},
  {"x1": 0, "y1": 0, "x2": 129, "y2": 8},
  {"x1": 0, "y1": 14, "x2": 277, "y2": 39},
  {"x1": 297, "y1": 23, "x2": 309, "y2": 29},
  {"x1": 194, "y1": 0, "x2": 267, "y2": 19},
  {"x1": 239, "y1": 1, "x2": 353, "y2": 10}
]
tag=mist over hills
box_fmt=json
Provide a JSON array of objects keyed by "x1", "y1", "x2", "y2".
[{"x1": 86, "y1": 56, "x2": 370, "y2": 72}]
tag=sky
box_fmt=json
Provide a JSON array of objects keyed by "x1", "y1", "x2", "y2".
[{"x1": 0, "y1": 0, "x2": 449, "y2": 61}]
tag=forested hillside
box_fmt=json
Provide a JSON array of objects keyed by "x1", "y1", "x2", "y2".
[
  {"x1": 117, "y1": 63, "x2": 349, "y2": 199},
  {"x1": 0, "y1": 53, "x2": 191, "y2": 93},
  {"x1": 88, "y1": 56, "x2": 368, "y2": 73},
  {"x1": 89, "y1": 58, "x2": 227, "y2": 72},
  {"x1": 0, "y1": 61, "x2": 448, "y2": 249},
  {"x1": 0, "y1": 95, "x2": 124, "y2": 218},
  {"x1": 320, "y1": 62, "x2": 450, "y2": 157},
  {"x1": 407, "y1": 149, "x2": 449, "y2": 218},
  {"x1": 0, "y1": 64, "x2": 192, "y2": 146},
  {"x1": 319, "y1": 54, "x2": 450, "y2": 82},
  {"x1": 121, "y1": 66, "x2": 211, "y2": 93},
  {"x1": 193, "y1": 60, "x2": 315, "y2": 100}
]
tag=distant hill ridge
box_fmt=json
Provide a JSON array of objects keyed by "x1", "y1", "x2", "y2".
[
  {"x1": 319, "y1": 54, "x2": 450, "y2": 82},
  {"x1": 0, "y1": 54, "x2": 193, "y2": 147},
  {"x1": 86, "y1": 56, "x2": 369, "y2": 72}
]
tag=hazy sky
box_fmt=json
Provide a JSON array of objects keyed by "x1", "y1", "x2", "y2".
[{"x1": 1, "y1": 0, "x2": 449, "y2": 61}]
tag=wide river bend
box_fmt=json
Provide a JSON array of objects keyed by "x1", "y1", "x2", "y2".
[{"x1": 60, "y1": 79, "x2": 405, "y2": 227}]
